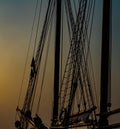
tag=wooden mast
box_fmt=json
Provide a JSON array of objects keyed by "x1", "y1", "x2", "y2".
[
  {"x1": 99, "y1": 0, "x2": 111, "y2": 127},
  {"x1": 52, "y1": 0, "x2": 61, "y2": 126}
]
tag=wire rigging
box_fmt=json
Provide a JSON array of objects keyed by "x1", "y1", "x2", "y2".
[
  {"x1": 33, "y1": 0, "x2": 43, "y2": 57},
  {"x1": 58, "y1": 1, "x2": 98, "y2": 127},
  {"x1": 15, "y1": 0, "x2": 98, "y2": 129},
  {"x1": 30, "y1": 0, "x2": 55, "y2": 110},
  {"x1": 36, "y1": 0, "x2": 55, "y2": 113},
  {"x1": 16, "y1": 0, "x2": 39, "y2": 109}
]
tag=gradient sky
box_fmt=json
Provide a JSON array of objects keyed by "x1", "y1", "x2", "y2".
[{"x1": 0, "y1": 0, "x2": 120, "y2": 129}]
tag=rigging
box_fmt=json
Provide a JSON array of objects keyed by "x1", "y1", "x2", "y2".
[{"x1": 14, "y1": 0, "x2": 102, "y2": 129}]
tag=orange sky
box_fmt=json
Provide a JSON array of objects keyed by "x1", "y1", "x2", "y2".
[{"x1": 0, "y1": 0, "x2": 120, "y2": 129}]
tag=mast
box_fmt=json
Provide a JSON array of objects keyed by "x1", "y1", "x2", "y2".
[
  {"x1": 99, "y1": 0, "x2": 111, "y2": 127},
  {"x1": 52, "y1": 0, "x2": 61, "y2": 126}
]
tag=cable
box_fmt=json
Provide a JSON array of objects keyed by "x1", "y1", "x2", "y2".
[
  {"x1": 16, "y1": 0, "x2": 39, "y2": 109},
  {"x1": 30, "y1": 0, "x2": 54, "y2": 110},
  {"x1": 36, "y1": 0, "x2": 55, "y2": 113},
  {"x1": 15, "y1": 0, "x2": 39, "y2": 126},
  {"x1": 33, "y1": 0, "x2": 43, "y2": 57}
]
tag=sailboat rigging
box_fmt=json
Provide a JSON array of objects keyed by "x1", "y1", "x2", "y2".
[{"x1": 15, "y1": 0, "x2": 120, "y2": 129}]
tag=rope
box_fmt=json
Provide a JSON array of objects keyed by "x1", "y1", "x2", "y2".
[
  {"x1": 73, "y1": 0, "x2": 77, "y2": 17},
  {"x1": 15, "y1": 0, "x2": 39, "y2": 124},
  {"x1": 16, "y1": 0, "x2": 39, "y2": 108},
  {"x1": 59, "y1": 0, "x2": 98, "y2": 115},
  {"x1": 30, "y1": 0, "x2": 54, "y2": 110},
  {"x1": 78, "y1": 0, "x2": 94, "y2": 108},
  {"x1": 33, "y1": 0, "x2": 43, "y2": 57},
  {"x1": 36, "y1": 0, "x2": 55, "y2": 113},
  {"x1": 87, "y1": 0, "x2": 99, "y2": 108}
]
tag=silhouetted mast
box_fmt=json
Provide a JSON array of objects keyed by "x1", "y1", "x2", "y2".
[
  {"x1": 52, "y1": 0, "x2": 61, "y2": 126},
  {"x1": 99, "y1": 0, "x2": 111, "y2": 127}
]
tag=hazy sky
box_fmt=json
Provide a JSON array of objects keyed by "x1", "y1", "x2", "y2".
[{"x1": 0, "y1": 0, "x2": 120, "y2": 129}]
